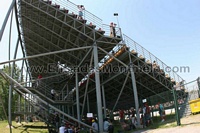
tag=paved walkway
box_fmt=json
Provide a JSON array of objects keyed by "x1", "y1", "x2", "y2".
[{"x1": 132, "y1": 114, "x2": 200, "y2": 133}]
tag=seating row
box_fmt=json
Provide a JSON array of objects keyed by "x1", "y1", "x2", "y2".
[{"x1": 42, "y1": 0, "x2": 106, "y2": 35}]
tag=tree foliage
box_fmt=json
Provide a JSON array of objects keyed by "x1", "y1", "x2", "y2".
[{"x1": 0, "y1": 65, "x2": 21, "y2": 120}]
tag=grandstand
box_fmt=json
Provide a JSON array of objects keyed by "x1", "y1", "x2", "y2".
[{"x1": 0, "y1": 0, "x2": 192, "y2": 132}]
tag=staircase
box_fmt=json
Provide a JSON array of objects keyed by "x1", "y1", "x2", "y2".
[
  {"x1": 179, "y1": 93, "x2": 192, "y2": 118},
  {"x1": 10, "y1": 0, "x2": 186, "y2": 131}
]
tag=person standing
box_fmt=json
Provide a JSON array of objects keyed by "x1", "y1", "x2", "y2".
[
  {"x1": 142, "y1": 105, "x2": 146, "y2": 128},
  {"x1": 51, "y1": 89, "x2": 55, "y2": 100},
  {"x1": 119, "y1": 109, "x2": 124, "y2": 123},
  {"x1": 110, "y1": 22, "x2": 117, "y2": 37},
  {"x1": 90, "y1": 119, "x2": 98, "y2": 133},
  {"x1": 144, "y1": 103, "x2": 151, "y2": 126},
  {"x1": 36, "y1": 74, "x2": 42, "y2": 87},
  {"x1": 110, "y1": 22, "x2": 114, "y2": 37},
  {"x1": 158, "y1": 102, "x2": 165, "y2": 122},
  {"x1": 59, "y1": 123, "x2": 66, "y2": 133},
  {"x1": 55, "y1": 113, "x2": 60, "y2": 132},
  {"x1": 119, "y1": 109, "x2": 124, "y2": 122},
  {"x1": 131, "y1": 114, "x2": 137, "y2": 129},
  {"x1": 113, "y1": 23, "x2": 116, "y2": 37},
  {"x1": 103, "y1": 118, "x2": 110, "y2": 132},
  {"x1": 77, "y1": 5, "x2": 85, "y2": 20}
]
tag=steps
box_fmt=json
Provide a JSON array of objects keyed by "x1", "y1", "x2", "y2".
[{"x1": 179, "y1": 94, "x2": 192, "y2": 118}]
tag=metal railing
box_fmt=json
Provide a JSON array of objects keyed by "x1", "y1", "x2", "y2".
[
  {"x1": 102, "y1": 24, "x2": 122, "y2": 38},
  {"x1": 34, "y1": 79, "x2": 69, "y2": 101},
  {"x1": 99, "y1": 44, "x2": 125, "y2": 66},
  {"x1": 123, "y1": 34, "x2": 184, "y2": 84},
  {"x1": 52, "y1": 0, "x2": 102, "y2": 29},
  {"x1": 186, "y1": 78, "x2": 200, "y2": 101}
]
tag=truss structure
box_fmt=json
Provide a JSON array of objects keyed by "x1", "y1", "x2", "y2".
[{"x1": 0, "y1": 0, "x2": 189, "y2": 132}]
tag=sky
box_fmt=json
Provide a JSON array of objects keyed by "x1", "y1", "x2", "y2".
[{"x1": 0, "y1": 0, "x2": 200, "y2": 83}]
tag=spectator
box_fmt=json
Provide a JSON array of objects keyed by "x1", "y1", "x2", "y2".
[
  {"x1": 36, "y1": 74, "x2": 42, "y2": 87},
  {"x1": 131, "y1": 107, "x2": 135, "y2": 117},
  {"x1": 108, "y1": 119, "x2": 114, "y2": 133},
  {"x1": 67, "y1": 124, "x2": 74, "y2": 133},
  {"x1": 77, "y1": 5, "x2": 85, "y2": 20},
  {"x1": 144, "y1": 103, "x2": 151, "y2": 126},
  {"x1": 55, "y1": 113, "x2": 60, "y2": 132},
  {"x1": 59, "y1": 123, "x2": 66, "y2": 133},
  {"x1": 90, "y1": 119, "x2": 98, "y2": 133},
  {"x1": 74, "y1": 126, "x2": 81, "y2": 133},
  {"x1": 15, "y1": 116, "x2": 19, "y2": 123},
  {"x1": 119, "y1": 109, "x2": 124, "y2": 123},
  {"x1": 51, "y1": 89, "x2": 55, "y2": 100},
  {"x1": 113, "y1": 23, "x2": 117, "y2": 37},
  {"x1": 152, "y1": 60, "x2": 160, "y2": 71},
  {"x1": 140, "y1": 114, "x2": 144, "y2": 125},
  {"x1": 109, "y1": 112, "x2": 114, "y2": 123},
  {"x1": 158, "y1": 102, "x2": 165, "y2": 122},
  {"x1": 110, "y1": 22, "x2": 114, "y2": 37},
  {"x1": 142, "y1": 105, "x2": 146, "y2": 128},
  {"x1": 103, "y1": 118, "x2": 110, "y2": 132},
  {"x1": 131, "y1": 115, "x2": 137, "y2": 129}
]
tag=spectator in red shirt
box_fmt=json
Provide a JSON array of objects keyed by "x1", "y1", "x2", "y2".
[
  {"x1": 119, "y1": 109, "x2": 124, "y2": 123},
  {"x1": 36, "y1": 74, "x2": 42, "y2": 87}
]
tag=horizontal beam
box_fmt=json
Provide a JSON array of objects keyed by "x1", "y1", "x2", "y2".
[
  {"x1": 0, "y1": 69, "x2": 92, "y2": 129},
  {"x1": 0, "y1": 46, "x2": 92, "y2": 65}
]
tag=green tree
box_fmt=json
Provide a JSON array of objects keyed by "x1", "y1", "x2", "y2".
[{"x1": 0, "y1": 65, "x2": 21, "y2": 120}]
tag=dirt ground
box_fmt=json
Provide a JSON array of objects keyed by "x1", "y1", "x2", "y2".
[{"x1": 133, "y1": 114, "x2": 200, "y2": 133}]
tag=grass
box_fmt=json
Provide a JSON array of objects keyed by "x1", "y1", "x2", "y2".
[
  {"x1": 0, "y1": 114, "x2": 178, "y2": 133},
  {"x1": 112, "y1": 114, "x2": 178, "y2": 133},
  {"x1": 0, "y1": 121, "x2": 48, "y2": 133}
]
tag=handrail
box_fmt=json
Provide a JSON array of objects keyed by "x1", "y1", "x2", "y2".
[
  {"x1": 102, "y1": 24, "x2": 122, "y2": 38},
  {"x1": 52, "y1": 0, "x2": 102, "y2": 29},
  {"x1": 43, "y1": 0, "x2": 122, "y2": 37},
  {"x1": 0, "y1": 70, "x2": 93, "y2": 130},
  {"x1": 123, "y1": 34, "x2": 184, "y2": 84}
]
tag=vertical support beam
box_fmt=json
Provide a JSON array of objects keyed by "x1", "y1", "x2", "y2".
[
  {"x1": 28, "y1": 94, "x2": 31, "y2": 113},
  {"x1": 8, "y1": 81, "x2": 13, "y2": 130},
  {"x1": 172, "y1": 89, "x2": 181, "y2": 126},
  {"x1": 67, "y1": 105, "x2": 70, "y2": 117},
  {"x1": 20, "y1": 60, "x2": 24, "y2": 83},
  {"x1": 81, "y1": 54, "x2": 94, "y2": 117},
  {"x1": 62, "y1": 105, "x2": 65, "y2": 121},
  {"x1": 102, "y1": 85, "x2": 107, "y2": 119},
  {"x1": 75, "y1": 70, "x2": 81, "y2": 124},
  {"x1": 72, "y1": 105, "x2": 74, "y2": 117},
  {"x1": 81, "y1": 76, "x2": 90, "y2": 116},
  {"x1": 87, "y1": 95, "x2": 90, "y2": 113},
  {"x1": 8, "y1": 37, "x2": 19, "y2": 132},
  {"x1": 8, "y1": 8, "x2": 14, "y2": 133},
  {"x1": 26, "y1": 68, "x2": 28, "y2": 87},
  {"x1": 24, "y1": 96, "x2": 26, "y2": 122},
  {"x1": 197, "y1": 77, "x2": 200, "y2": 98},
  {"x1": 130, "y1": 62, "x2": 140, "y2": 126},
  {"x1": 47, "y1": 105, "x2": 50, "y2": 131},
  {"x1": 93, "y1": 44, "x2": 103, "y2": 132},
  {"x1": 111, "y1": 72, "x2": 130, "y2": 112}
]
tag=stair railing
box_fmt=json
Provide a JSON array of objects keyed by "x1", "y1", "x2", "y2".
[
  {"x1": 123, "y1": 34, "x2": 184, "y2": 85},
  {"x1": 52, "y1": 0, "x2": 102, "y2": 29}
]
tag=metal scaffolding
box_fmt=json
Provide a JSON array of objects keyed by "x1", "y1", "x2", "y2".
[{"x1": 0, "y1": 0, "x2": 190, "y2": 132}]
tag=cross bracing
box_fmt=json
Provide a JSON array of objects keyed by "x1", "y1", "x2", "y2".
[{"x1": 0, "y1": 0, "x2": 189, "y2": 132}]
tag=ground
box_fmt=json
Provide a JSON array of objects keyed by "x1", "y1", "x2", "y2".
[{"x1": 133, "y1": 113, "x2": 200, "y2": 133}]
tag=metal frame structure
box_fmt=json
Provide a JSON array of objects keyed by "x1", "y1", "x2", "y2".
[{"x1": 0, "y1": 0, "x2": 189, "y2": 132}]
